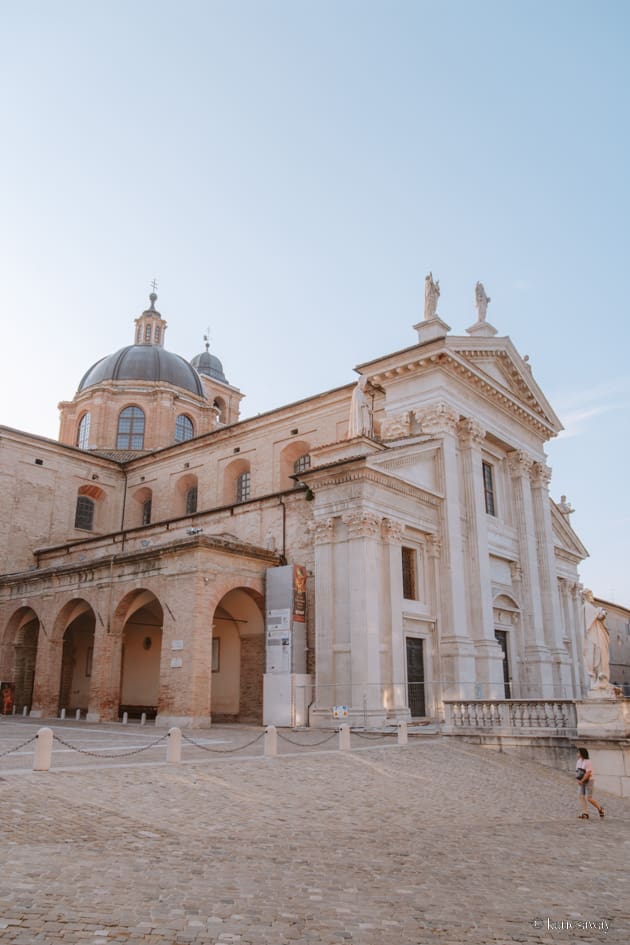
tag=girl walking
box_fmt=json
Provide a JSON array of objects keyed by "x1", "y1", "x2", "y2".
[{"x1": 576, "y1": 747, "x2": 605, "y2": 819}]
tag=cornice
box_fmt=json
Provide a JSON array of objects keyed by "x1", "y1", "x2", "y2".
[{"x1": 306, "y1": 463, "x2": 440, "y2": 510}]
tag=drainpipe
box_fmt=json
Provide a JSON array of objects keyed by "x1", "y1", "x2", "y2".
[
  {"x1": 120, "y1": 468, "x2": 128, "y2": 551},
  {"x1": 279, "y1": 496, "x2": 287, "y2": 565}
]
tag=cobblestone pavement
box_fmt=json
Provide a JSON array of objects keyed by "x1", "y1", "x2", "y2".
[{"x1": 0, "y1": 720, "x2": 628, "y2": 945}]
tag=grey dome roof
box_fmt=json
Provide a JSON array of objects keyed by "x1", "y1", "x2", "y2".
[
  {"x1": 78, "y1": 345, "x2": 206, "y2": 397},
  {"x1": 190, "y1": 349, "x2": 228, "y2": 384}
]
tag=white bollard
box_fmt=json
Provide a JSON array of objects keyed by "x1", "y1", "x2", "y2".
[
  {"x1": 397, "y1": 720, "x2": 408, "y2": 746},
  {"x1": 122, "y1": 712, "x2": 128, "y2": 725},
  {"x1": 59, "y1": 708, "x2": 66, "y2": 720},
  {"x1": 22, "y1": 705, "x2": 28, "y2": 717},
  {"x1": 166, "y1": 727, "x2": 182, "y2": 764},
  {"x1": 140, "y1": 712, "x2": 147, "y2": 726},
  {"x1": 339, "y1": 723, "x2": 351, "y2": 751},
  {"x1": 75, "y1": 709, "x2": 81, "y2": 721},
  {"x1": 33, "y1": 727, "x2": 53, "y2": 771},
  {"x1": 12, "y1": 704, "x2": 16, "y2": 715},
  {"x1": 264, "y1": 725, "x2": 278, "y2": 756}
]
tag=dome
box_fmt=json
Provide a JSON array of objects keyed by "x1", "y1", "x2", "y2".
[
  {"x1": 78, "y1": 345, "x2": 206, "y2": 398},
  {"x1": 190, "y1": 348, "x2": 229, "y2": 384}
]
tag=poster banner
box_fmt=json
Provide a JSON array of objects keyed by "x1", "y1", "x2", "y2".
[{"x1": 293, "y1": 565, "x2": 307, "y2": 623}]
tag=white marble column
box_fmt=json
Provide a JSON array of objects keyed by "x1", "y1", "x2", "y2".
[
  {"x1": 382, "y1": 517, "x2": 409, "y2": 718},
  {"x1": 530, "y1": 461, "x2": 573, "y2": 697},
  {"x1": 507, "y1": 450, "x2": 553, "y2": 696},
  {"x1": 341, "y1": 510, "x2": 386, "y2": 724},
  {"x1": 417, "y1": 403, "x2": 475, "y2": 700},
  {"x1": 457, "y1": 418, "x2": 504, "y2": 697},
  {"x1": 308, "y1": 517, "x2": 336, "y2": 715}
]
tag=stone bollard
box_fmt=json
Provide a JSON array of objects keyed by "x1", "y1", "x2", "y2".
[
  {"x1": 22, "y1": 705, "x2": 28, "y2": 717},
  {"x1": 397, "y1": 720, "x2": 408, "y2": 746},
  {"x1": 140, "y1": 712, "x2": 147, "y2": 726},
  {"x1": 265, "y1": 725, "x2": 278, "y2": 756},
  {"x1": 33, "y1": 727, "x2": 53, "y2": 771},
  {"x1": 75, "y1": 709, "x2": 81, "y2": 721},
  {"x1": 122, "y1": 712, "x2": 128, "y2": 725},
  {"x1": 59, "y1": 708, "x2": 66, "y2": 720},
  {"x1": 339, "y1": 723, "x2": 351, "y2": 751},
  {"x1": 167, "y1": 727, "x2": 182, "y2": 764}
]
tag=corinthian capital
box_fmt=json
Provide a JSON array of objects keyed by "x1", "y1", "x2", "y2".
[
  {"x1": 506, "y1": 449, "x2": 534, "y2": 478},
  {"x1": 415, "y1": 402, "x2": 459, "y2": 437},
  {"x1": 342, "y1": 511, "x2": 382, "y2": 538},
  {"x1": 307, "y1": 517, "x2": 335, "y2": 544},
  {"x1": 425, "y1": 533, "x2": 442, "y2": 559},
  {"x1": 456, "y1": 417, "x2": 485, "y2": 448},
  {"x1": 530, "y1": 461, "x2": 552, "y2": 488},
  {"x1": 382, "y1": 518, "x2": 405, "y2": 543}
]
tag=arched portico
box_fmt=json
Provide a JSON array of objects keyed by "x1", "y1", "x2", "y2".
[
  {"x1": 1, "y1": 607, "x2": 41, "y2": 713},
  {"x1": 211, "y1": 587, "x2": 265, "y2": 722},
  {"x1": 57, "y1": 599, "x2": 96, "y2": 715},
  {"x1": 116, "y1": 590, "x2": 163, "y2": 719}
]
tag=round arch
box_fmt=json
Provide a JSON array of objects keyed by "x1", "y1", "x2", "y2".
[
  {"x1": 53, "y1": 598, "x2": 96, "y2": 715},
  {"x1": 279, "y1": 440, "x2": 311, "y2": 490},
  {"x1": 113, "y1": 589, "x2": 163, "y2": 719},
  {"x1": 1, "y1": 607, "x2": 41, "y2": 713},
  {"x1": 211, "y1": 586, "x2": 265, "y2": 723}
]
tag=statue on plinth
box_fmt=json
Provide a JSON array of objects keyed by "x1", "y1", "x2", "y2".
[
  {"x1": 424, "y1": 272, "x2": 440, "y2": 320},
  {"x1": 348, "y1": 375, "x2": 373, "y2": 438},
  {"x1": 474, "y1": 281, "x2": 491, "y2": 321},
  {"x1": 582, "y1": 589, "x2": 611, "y2": 691}
]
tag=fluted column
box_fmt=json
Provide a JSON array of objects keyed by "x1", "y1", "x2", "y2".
[
  {"x1": 341, "y1": 511, "x2": 385, "y2": 723},
  {"x1": 417, "y1": 403, "x2": 475, "y2": 699},
  {"x1": 382, "y1": 517, "x2": 409, "y2": 717},
  {"x1": 308, "y1": 517, "x2": 336, "y2": 712},
  {"x1": 457, "y1": 418, "x2": 504, "y2": 697},
  {"x1": 531, "y1": 462, "x2": 572, "y2": 696},
  {"x1": 507, "y1": 450, "x2": 552, "y2": 695}
]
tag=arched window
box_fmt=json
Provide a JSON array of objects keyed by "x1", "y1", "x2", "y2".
[
  {"x1": 236, "y1": 471, "x2": 251, "y2": 503},
  {"x1": 175, "y1": 414, "x2": 194, "y2": 443},
  {"x1": 144, "y1": 324, "x2": 151, "y2": 342},
  {"x1": 117, "y1": 407, "x2": 145, "y2": 450},
  {"x1": 76, "y1": 413, "x2": 91, "y2": 450},
  {"x1": 293, "y1": 453, "x2": 311, "y2": 475},
  {"x1": 74, "y1": 496, "x2": 94, "y2": 530},
  {"x1": 186, "y1": 486, "x2": 198, "y2": 515},
  {"x1": 154, "y1": 325, "x2": 161, "y2": 344}
]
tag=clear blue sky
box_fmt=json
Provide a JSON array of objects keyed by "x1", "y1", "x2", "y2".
[{"x1": 1, "y1": 0, "x2": 628, "y2": 602}]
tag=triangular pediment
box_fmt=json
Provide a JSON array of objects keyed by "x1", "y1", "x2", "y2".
[
  {"x1": 447, "y1": 337, "x2": 563, "y2": 434},
  {"x1": 550, "y1": 501, "x2": 589, "y2": 561}
]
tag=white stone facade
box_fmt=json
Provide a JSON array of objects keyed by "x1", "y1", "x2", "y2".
[{"x1": 0, "y1": 291, "x2": 591, "y2": 727}]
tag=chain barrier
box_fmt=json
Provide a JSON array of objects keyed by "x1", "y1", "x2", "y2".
[
  {"x1": 0, "y1": 733, "x2": 39, "y2": 758},
  {"x1": 276, "y1": 729, "x2": 339, "y2": 748},
  {"x1": 51, "y1": 731, "x2": 169, "y2": 758},
  {"x1": 180, "y1": 730, "x2": 265, "y2": 753},
  {"x1": 350, "y1": 730, "x2": 397, "y2": 741}
]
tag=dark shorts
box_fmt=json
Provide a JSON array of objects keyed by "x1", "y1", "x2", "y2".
[{"x1": 578, "y1": 779, "x2": 593, "y2": 797}]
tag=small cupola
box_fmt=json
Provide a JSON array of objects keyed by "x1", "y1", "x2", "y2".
[{"x1": 134, "y1": 286, "x2": 168, "y2": 347}]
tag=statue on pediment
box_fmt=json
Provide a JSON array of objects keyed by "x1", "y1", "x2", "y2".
[
  {"x1": 348, "y1": 376, "x2": 373, "y2": 438},
  {"x1": 424, "y1": 272, "x2": 440, "y2": 320},
  {"x1": 582, "y1": 589, "x2": 611, "y2": 691},
  {"x1": 474, "y1": 281, "x2": 491, "y2": 321}
]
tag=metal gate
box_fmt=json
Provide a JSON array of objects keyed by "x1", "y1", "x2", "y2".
[{"x1": 406, "y1": 637, "x2": 426, "y2": 717}]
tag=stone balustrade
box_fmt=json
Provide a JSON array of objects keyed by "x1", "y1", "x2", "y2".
[{"x1": 443, "y1": 699, "x2": 577, "y2": 735}]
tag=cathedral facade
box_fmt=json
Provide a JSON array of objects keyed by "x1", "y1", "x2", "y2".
[{"x1": 0, "y1": 287, "x2": 589, "y2": 727}]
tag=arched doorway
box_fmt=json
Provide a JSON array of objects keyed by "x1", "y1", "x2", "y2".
[
  {"x1": 2, "y1": 607, "x2": 41, "y2": 713},
  {"x1": 493, "y1": 594, "x2": 521, "y2": 699},
  {"x1": 56, "y1": 600, "x2": 96, "y2": 715},
  {"x1": 117, "y1": 590, "x2": 163, "y2": 719},
  {"x1": 211, "y1": 588, "x2": 264, "y2": 722}
]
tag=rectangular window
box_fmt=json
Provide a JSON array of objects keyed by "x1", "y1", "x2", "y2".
[
  {"x1": 402, "y1": 547, "x2": 418, "y2": 600},
  {"x1": 237, "y1": 471, "x2": 251, "y2": 503},
  {"x1": 482, "y1": 461, "x2": 496, "y2": 516}
]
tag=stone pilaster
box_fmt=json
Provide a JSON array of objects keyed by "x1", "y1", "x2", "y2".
[
  {"x1": 457, "y1": 418, "x2": 504, "y2": 697},
  {"x1": 417, "y1": 403, "x2": 475, "y2": 700},
  {"x1": 382, "y1": 517, "x2": 409, "y2": 718},
  {"x1": 507, "y1": 450, "x2": 553, "y2": 696},
  {"x1": 531, "y1": 461, "x2": 573, "y2": 697},
  {"x1": 308, "y1": 517, "x2": 336, "y2": 713}
]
